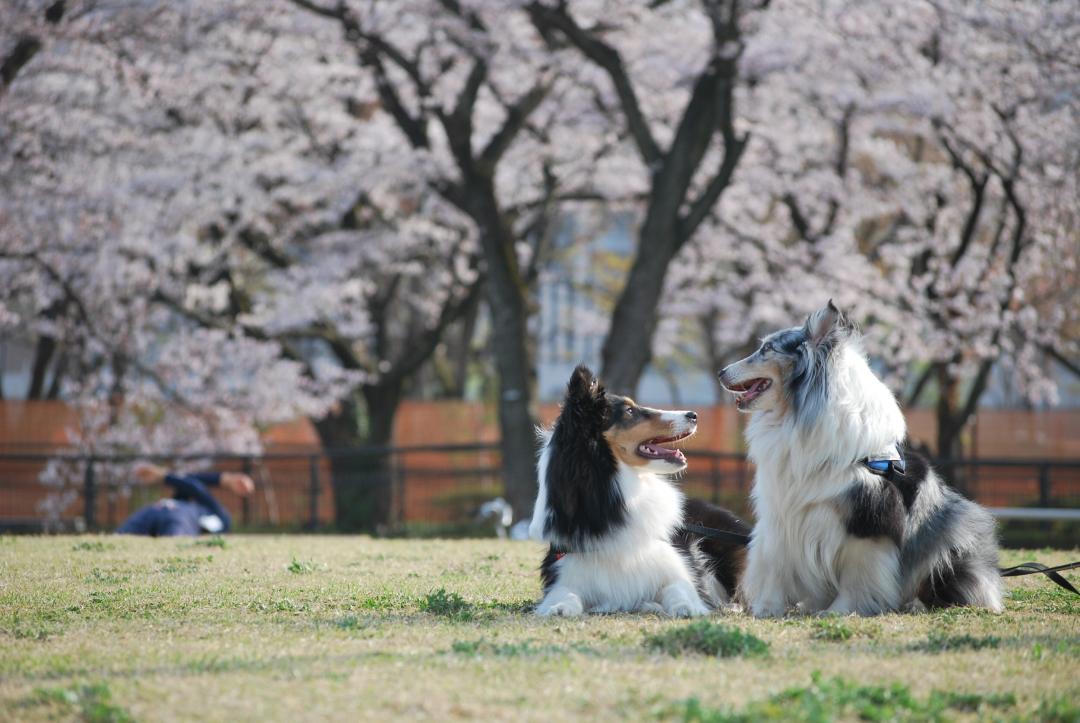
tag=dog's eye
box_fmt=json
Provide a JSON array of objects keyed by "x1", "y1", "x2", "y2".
[{"x1": 762, "y1": 343, "x2": 773, "y2": 354}]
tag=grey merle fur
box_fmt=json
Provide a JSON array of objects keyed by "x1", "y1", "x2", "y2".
[
  {"x1": 738, "y1": 301, "x2": 1002, "y2": 612},
  {"x1": 840, "y1": 442, "x2": 1000, "y2": 609},
  {"x1": 752, "y1": 301, "x2": 860, "y2": 427}
]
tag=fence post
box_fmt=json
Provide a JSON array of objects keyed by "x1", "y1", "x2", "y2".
[
  {"x1": 736, "y1": 456, "x2": 746, "y2": 498},
  {"x1": 84, "y1": 457, "x2": 96, "y2": 532},
  {"x1": 1038, "y1": 463, "x2": 1051, "y2": 507},
  {"x1": 397, "y1": 448, "x2": 408, "y2": 527},
  {"x1": 242, "y1": 456, "x2": 253, "y2": 527},
  {"x1": 711, "y1": 455, "x2": 721, "y2": 504},
  {"x1": 308, "y1": 455, "x2": 320, "y2": 531}
]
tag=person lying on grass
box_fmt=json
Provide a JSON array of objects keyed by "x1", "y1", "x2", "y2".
[{"x1": 116, "y1": 462, "x2": 254, "y2": 537}]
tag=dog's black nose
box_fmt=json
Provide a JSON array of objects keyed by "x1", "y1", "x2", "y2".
[{"x1": 686, "y1": 411, "x2": 698, "y2": 422}]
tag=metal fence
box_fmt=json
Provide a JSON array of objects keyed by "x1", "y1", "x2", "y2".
[{"x1": 0, "y1": 446, "x2": 1078, "y2": 539}]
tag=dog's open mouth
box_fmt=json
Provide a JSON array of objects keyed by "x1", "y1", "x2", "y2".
[
  {"x1": 724, "y1": 378, "x2": 772, "y2": 409},
  {"x1": 636, "y1": 428, "x2": 694, "y2": 464}
]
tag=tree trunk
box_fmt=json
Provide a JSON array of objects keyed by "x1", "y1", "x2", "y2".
[
  {"x1": 28, "y1": 334, "x2": 57, "y2": 399},
  {"x1": 46, "y1": 352, "x2": 66, "y2": 399},
  {"x1": 599, "y1": 215, "x2": 681, "y2": 395},
  {"x1": 934, "y1": 365, "x2": 965, "y2": 491},
  {"x1": 470, "y1": 178, "x2": 539, "y2": 522},
  {"x1": 313, "y1": 378, "x2": 403, "y2": 532}
]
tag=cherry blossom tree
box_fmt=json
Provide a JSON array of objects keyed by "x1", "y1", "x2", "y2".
[
  {"x1": 528, "y1": 0, "x2": 765, "y2": 395},
  {"x1": 285, "y1": 0, "x2": 611, "y2": 519},
  {"x1": 0, "y1": 1, "x2": 488, "y2": 529},
  {"x1": 4, "y1": 0, "x2": 1075, "y2": 528},
  {"x1": 668, "y1": 0, "x2": 1080, "y2": 461}
]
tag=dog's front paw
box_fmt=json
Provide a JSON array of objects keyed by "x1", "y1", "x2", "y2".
[
  {"x1": 666, "y1": 599, "x2": 709, "y2": 618},
  {"x1": 749, "y1": 599, "x2": 787, "y2": 618},
  {"x1": 638, "y1": 601, "x2": 666, "y2": 616},
  {"x1": 660, "y1": 582, "x2": 710, "y2": 618},
  {"x1": 716, "y1": 600, "x2": 744, "y2": 615},
  {"x1": 536, "y1": 592, "x2": 584, "y2": 617}
]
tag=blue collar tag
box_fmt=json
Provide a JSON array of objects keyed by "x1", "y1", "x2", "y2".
[{"x1": 862, "y1": 444, "x2": 906, "y2": 477}]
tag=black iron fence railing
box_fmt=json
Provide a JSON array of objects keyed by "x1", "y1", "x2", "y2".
[{"x1": 0, "y1": 446, "x2": 1078, "y2": 539}]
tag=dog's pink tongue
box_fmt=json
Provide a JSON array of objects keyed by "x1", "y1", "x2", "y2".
[
  {"x1": 639, "y1": 443, "x2": 683, "y2": 461},
  {"x1": 641, "y1": 443, "x2": 664, "y2": 457},
  {"x1": 743, "y1": 379, "x2": 766, "y2": 401}
]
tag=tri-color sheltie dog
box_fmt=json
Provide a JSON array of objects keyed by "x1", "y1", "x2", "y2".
[
  {"x1": 720, "y1": 301, "x2": 1003, "y2": 617},
  {"x1": 529, "y1": 365, "x2": 749, "y2": 617}
]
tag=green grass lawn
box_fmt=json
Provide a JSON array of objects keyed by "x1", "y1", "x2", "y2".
[{"x1": 1, "y1": 536, "x2": 1077, "y2": 722}]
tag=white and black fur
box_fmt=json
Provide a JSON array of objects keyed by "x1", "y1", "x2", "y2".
[
  {"x1": 719, "y1": 301, "x2": 1003, "y2": 617},
  {"x1": 530, "y1": 365, "x2": 749, "y2": 617}
]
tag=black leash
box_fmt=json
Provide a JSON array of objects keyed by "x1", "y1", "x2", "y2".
[
  {"x1": 681, "y1": 522, "x2": 751, "y2": 546},
  {"x1": 683, "y1": 522, "x2": 1079, "y2": 596},
  {"x1": 999, "y1": 561, "x2": 1080, "y2": 595}
]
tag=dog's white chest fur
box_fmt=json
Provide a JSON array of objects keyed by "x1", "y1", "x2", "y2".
[
  {"x1": 533, "y1": 462, "x2": 708, "y2": 617},
  {"x1": 741, "y1": 345, "x2": 908, "y2": 616}
]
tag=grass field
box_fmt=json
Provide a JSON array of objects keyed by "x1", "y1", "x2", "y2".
[{"x1": 1, "y1": 536, "x2": 1077, "y2": 722}]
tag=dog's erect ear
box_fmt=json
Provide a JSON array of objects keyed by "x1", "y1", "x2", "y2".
[
  {"x1": 561, "y1": 365, "x2": 610, "y2": 432},
  {"x1": 566, "y1": 364, "x2": 600, "y2": 401},
  {"x1": 804, "y1": 299, "x2": 852, "y2": 347}
]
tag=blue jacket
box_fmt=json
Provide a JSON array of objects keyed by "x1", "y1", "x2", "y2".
[{"x1": 116, "y1": 472, "x2": 232, "y2": 536}]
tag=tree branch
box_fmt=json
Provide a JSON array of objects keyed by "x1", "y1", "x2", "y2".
[
  {"x1": 441, "y1": 58, "x2": 488, "y2": 168},
  {"x1": 386, "y1": 276, "x2": 483, "y2": 382},
  {"x1": 1043, "y1": 344, "x2": 1080, "y2": 380},
  {"x1": 936, "y1": 129, "x2": 989, "y2": 266},
  {"x1": 289, "y1": 0, "x2": 431, "y2": 149},
  {"x1": 678, "y1": 133, "x2": 747, "y2": 239},
  {"x1": 527, "y1": 2, "x2": 662, "y2": 166},
  {"x1": 478, "y1": 79, "x2": 551, "y2": 174},
  {"x1": 904, "y1": 363, "x2": 936, "y2": 407}
]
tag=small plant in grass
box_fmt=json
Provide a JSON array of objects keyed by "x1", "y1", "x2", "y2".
[
  {"x1": 86, "y1": 568, "x2": 131, "y2": 585},
  {"x1": 72, "y1": 541, "x2": 114, "y2": 552},
  {"x1": 483, "y1": 598, "x2": 535, "y2": 615},
  {"x1": 287, "y1": 557, "x2": 317, "y2": 574},
  {"x1": 918, "y1": 631, "x2": 1001, "y2": 653},
  {"x1": 193, "y1": 536, "x2": 227, "y2": 549},
  {"x1": 333, "y1": 614, "x2": 368, "y2": 631},
  {"x1": 11, "y1": 623, "x2": 61, "y2": 641},
  {"x1": 663, "y1": 673, "x2": 1016, "y2": 722},
  {"x1": 450, "y1": 638, "x2": 595, "y2": 657},
  {"x1": 357, "y1": 591, "x2": 410, "y2": 612},
  {"x1": 811, "y1": 617, "x2": 854, "y2": 642},
  {"x1": 1032, "y1": 694, "x2": 1080, "y2": 722},
  {"x1": 644, "y1": 621, "x2": 768, "y2": 658},
  {"x1": 932, "y1": 691, "x2": 1017, "y2": 713},
  {"x1": 451, "y1": 639, "x2": 483, "y2": 655},
  {"x1": 159, "y1": 555, "x2": 211, "y2": 574},
  {"x1": 1008, "y1": 586, "x2": 1080, "y2": 615},
  {"x1": 27, "y1": 682, "x2": 133, "y2": 723},
  {"x1": 451, "y1": 638, "x2": 541, "y2": 657},
  {"x1": 421, "y1": 588, "x2": 474, "y2": 620}
]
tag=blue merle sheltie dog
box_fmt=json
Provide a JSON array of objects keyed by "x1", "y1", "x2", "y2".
[
  {"x1": 529, "y1": 365, "x2": 749, "y2": 617},
  {"x1": 719, "y1": 300, "x2": 1003, "y2": 617}
]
